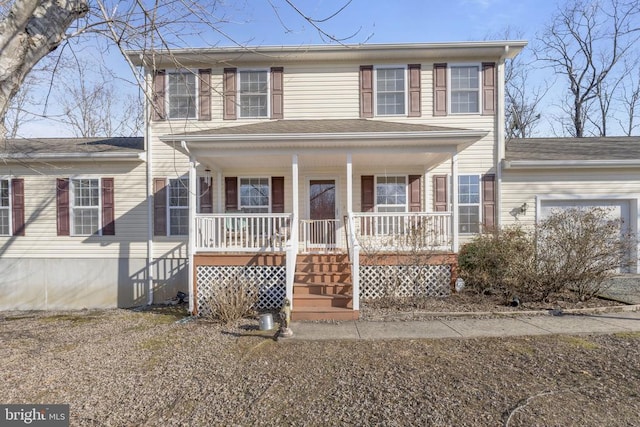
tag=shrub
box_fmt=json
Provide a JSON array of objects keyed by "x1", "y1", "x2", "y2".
[{"x1": 202, "y1": 274, "x2": 258, "y2": 324}]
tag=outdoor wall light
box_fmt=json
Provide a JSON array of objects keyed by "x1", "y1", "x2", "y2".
[
  {"x1": 204, "y1": 168, "x2": 212, "y2": 186},
  {"x1": 518, "y1": 202, "x2": 528, "y2": 216}
]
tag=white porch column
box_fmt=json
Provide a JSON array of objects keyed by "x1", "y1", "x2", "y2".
[
  {"x1": 292, "y1": 154, "x2": 299, "y2": 220},
  {"x1": 346, "y1": 153, "x2": 353, "y2": 213},
  {"x1": 187, "y1": 154, "x2": 197, "y2": 313},
  {"x1": 216, "y1": 171, "x2": 223, "y2": 212},
  {"x1": 286, "y1": 154, "x2": 299, "y2": 306},
  {"x1": 451, "y1": 153, "x2": 459, "y2": 253}
]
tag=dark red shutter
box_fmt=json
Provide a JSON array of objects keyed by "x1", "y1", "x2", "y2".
[
  {"x1": 198, "y1": 69, "x2": 211, "y2": 121},
  {"x1": 408, "y1": 175, "x2": 422, "y2": 212},
  {"x1": 223, "y1": 68, "x2": 237, "y2": 120},
  {"x1": 482, "y1": 174, "x2": 496, "y2": 230},
  {"x1": 482, "y1": 62, "x2": 496, "y2": 115},
  {"x1": 360, "y1": 65, "x2": 374, "y2": 118},
  {"x1": 433, "y1": 175, "x2": 448, "y2": 212},
  {"x1": 101, "y1": 178, "x2": 115, "y2": 235},
  {"x1": 361, "y1": 175, "x2": 374, "y2": 212},
  {"x1": 270, "y1": 67, "x2": 284, "y2": 119},
  {"x1": 199, "y1": 177, "x2": 213, "y2": 214},
  {"x1": 271, "y1": 177, "x2": 285, "y2": 213},
  {"x1": 56, "y1": 178, "x2": 70, "y2": 236},
  {"x1": 11, "y1": 179, "x2": 25, "y2": 236},
  {"x1": 408, "y1": 64, "x2": 422, "y2": 117},
  {"x1": 152, "y1": 70, "x2": 166, "y2": 121},
  {"x1": 225, "y1": 177, "x2": 238, "y2": 211},
  {"x1": 433, "y1": 63, "x2": 447, "y2": 116},
  {"x1": 154, "y1": 178, "x2": 167, "y2": 236}
]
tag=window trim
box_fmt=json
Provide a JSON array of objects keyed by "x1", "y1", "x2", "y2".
[
  {"x1": 374, "y1": 174, "x2": 408, "y2": 212},
  {"x1": 448, "y1": 63, "x2": 482, "y2": 115},
  {"x1": 374, "y1": 65, "x2": 408, "y2": 117},
  {"x1": 458, "y1": 174, "x2": 482, "y2": 234},
  {"x1": 167, "y1": 177, "x2": 189, "y2": 236},
  {"x1": 165, "y1": 69, "x2": 199, "y2": 120},
  {"x1": 69, "y1": 177, "x2": 102, "y2": 237},
  {"x1": 238, "y1": 176, "x2": 271, "y2": 213},
  {"x1": 0, "y1": 178, "x2": 12, "y2": 236},
  {"x1": 237, "y1": 68, "x2": 270, "y2": 119}
]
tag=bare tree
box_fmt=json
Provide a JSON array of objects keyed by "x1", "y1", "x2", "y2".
[
  {"x1": 617, "y1": 66, "x2": 640, "y2": 136},
  {"x1": 536, "y1": 0, "x2": 640, "y2": 137},
  {"x1": 505, "y1": 52, "x2": 546, "y2": 139}
]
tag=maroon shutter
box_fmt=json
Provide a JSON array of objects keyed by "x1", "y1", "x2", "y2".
[
  {"x1": 482, "y1": 174, "x2": 496, "y2": 230},
  {"x1": 361, "y1": 175, "x2": 374, "y2": 212},
  {"x1": 199, "y1": 177, "x2": 213, "y2": 214},
  {"x1": 408, "y1": 64, "x2": 422, "y2": 117},
  {"x1": 360, "y1": 65, "x2": 374, "y2": 118},
  {"x1": 11, "y1": 178, "x2": 25, "y2": 236},
  {"x1": 433, "y1": 175, "x2": 448, "y2": 212},
  {"x1": 225, "y1": 177, "x2": 238, "y2": 211},
  {"x1": 56, "y1": 178, "x2": 70, "y2": 236},
  {"x1": 482, "y1": 62, "x2": 496, "y2": 115},
  {"x1": 270, "y1": 67, "x2": 284, "y2": 119},
  {"x1": 152, "y1": 70, "x2": 166, "y2": 121},
  {"x1": 433, "y1": 63, "x2": 447, "y2": 116},
  {"x1": 154, "y1": 178, "x2": 167, "y2": 236},
  {"x1": 223, "y1": 68, "x2": 237, "y2": 120},
  {"x1": 408, "y1": 175, "x2": 422, "y2": 212},
  {"x1": 198, "y1": 69, "x2": 211, "y2": 121},
  {"x1": 271, "y1": 177, "x2": 285, "y2": 213},
  {"x1": 101, "y1": 178, "x2": 115, "y2": 235}
]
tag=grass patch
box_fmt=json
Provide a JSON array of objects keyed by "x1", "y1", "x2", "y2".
[
  {"x1": 138, "y1": 337, "x2": 169, "y2": 352},
  {"x1": 614, "y1": 331, "x2": 640, "y2": 339},
  {"x1": 559, "y1": 336, "x2": 600, "y2": 350},
  {"x1": 4, "y1": 315, "x2": 36, "y2": 321},
  {"x1": 40, "y1": 314, "x2": 102, "y2": 324}
]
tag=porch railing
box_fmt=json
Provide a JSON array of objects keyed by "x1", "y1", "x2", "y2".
[
  {"x1": 195, "y1": 213, "x2": 293, "y2": 252},
  {"x1": 350, "y1": 212, "x2": 452, "y2": 252},
  {"x1": 299, "y1": 219, "x2": 342, "y2": 252}
]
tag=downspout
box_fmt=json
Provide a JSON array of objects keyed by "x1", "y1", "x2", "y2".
[
  {"x1": 145, "y1": 70, "x2": 154, "y2": 306},
  {"x1": 495, "y1": 45, "x2": 509, "y2": 230}
]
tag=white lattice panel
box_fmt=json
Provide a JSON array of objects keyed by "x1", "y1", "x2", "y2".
[
  {"x1": 196, "y1": 265, "x2": 286, "y2": 316},
  {"x1": 360, "y1": 264, "x2": 451, "y2": 300}
]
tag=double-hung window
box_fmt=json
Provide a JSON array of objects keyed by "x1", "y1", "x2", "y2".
[
  {"x1": 71, "y1": 178, "x2": 100, "y2": 236},
  {"x1": 376, "y1": 67, "x2": 406, "y2": 115},
  {"x1": 450, "y1": 65, "x2": 480, "y2": 114},
  {"x1": 376, "y1": 176, "x2": 407, "y2": 212},
  {"x1": 239, "y1": 70, "x2": 268, "y2": 118},
  {"x1": 167, "y1": 71, "x2": 197, "y2": 119},
  {"x1": 0, "y1": 179, "x2": 10, "y2": 235},
  {"x1": 458, "y1": 175, "x2": 481, "y2": 233},
  {"x1": 168, "y1": 178, "x2": 189, "y2": 235},
  {"x1": 239, "y1": 178, "x2": 269, "y2": 213}
]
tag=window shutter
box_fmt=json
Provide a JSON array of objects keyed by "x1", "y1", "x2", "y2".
[
  {"x1": 408, "y1": 175, "x2": 422, "y2": 212},
  {"x1": 433, "y1": 63, "x2": 447, "y2": 116},
  {"x1": 11, "y1": 178, "x2": 25, "y2": 236},
  {"x1": 101, "y1": 177, "x2": 115, "y2": 235},
  {"x1": 56, "y1": 178, "x2": 70, "y2": 236},
  {"x1": 154, "y1": 178, "x2": 167, "y2": 236},
  {"x1": 360, "y1": 65, "x2": 374, "y2": 118},
  {"x1": 223, "y1": 68, "x2": 237, "y2": 120},
  {"x1": 361, "y1": 175, "x2": 374, "y2": 212},
  {"x1": 433, "y1": 175, "x2": 448, "y2": 212},
  {"x1": 198, "y1": 177, "x2": 213, "y2": 214},
  {"x1": 225, "y1": 177, "x2": 238, "y2": 211},
  {"x1": 408, "y1": 64, "x2": 422, "y2": 117},
  {"x1": 270, "y1": 67, "x2": 284, "y2": 119},
  {"x1": 482, "y1": 174, "x2": 496, "y2": 230},
  {"x1": 198, "y1": 69, "x2": 211, "y2": 121},
  {"x1": 271, "y1": 176, "x2": 285, "y2": 213},
  {"x1": 152, "y1": 70, "x2": 166, "y2": 121},
  {"x1": 482, "y1": 62, "x2": 496, "y2": 116}
]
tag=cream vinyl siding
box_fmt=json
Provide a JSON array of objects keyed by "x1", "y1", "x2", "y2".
[{"x1": 0, "y1": 161, "x2": 148, "y2": 258}]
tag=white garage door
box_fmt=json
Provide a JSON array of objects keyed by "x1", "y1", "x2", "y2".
[{"x1": 539, "y1": 199, "x2": 630, "y2": 232}]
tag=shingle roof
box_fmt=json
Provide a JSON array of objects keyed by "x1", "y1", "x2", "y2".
[
  {"x1": 173, "y1": 119, "x2": 463, "y2": 137},
  {"x1": 506, "y1": 137, "x2": 640, "y2": 161},
  {"x1": 1, "y1": 137, "x2": 144, "y2": 156}
]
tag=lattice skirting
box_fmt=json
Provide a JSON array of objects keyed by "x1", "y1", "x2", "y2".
[
  {"x1": 360, "y1": 264, "x2": 451, "y2": 300},
  {"x1": 196, "y1": 265, "x2": 286, "y2": 316}
]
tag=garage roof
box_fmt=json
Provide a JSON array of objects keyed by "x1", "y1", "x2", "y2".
[{"x1": 506, "y1": 137, "x2": 640, "y2": 161}]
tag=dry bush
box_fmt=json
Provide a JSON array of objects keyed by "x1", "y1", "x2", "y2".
[{"x1": 202, "y1": 274, "x2": 258, "y2": 324}]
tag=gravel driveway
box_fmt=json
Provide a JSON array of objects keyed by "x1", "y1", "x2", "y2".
[{"x1": 2, "y1": 308, "x2": 639, "y2": 426}]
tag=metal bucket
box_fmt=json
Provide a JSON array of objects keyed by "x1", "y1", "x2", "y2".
[{"x1": 258, "y1": 313, "x2": 274, "y2": 330}]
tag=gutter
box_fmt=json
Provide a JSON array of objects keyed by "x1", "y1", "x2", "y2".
[
  {"x1": 503, "y1": 159, "x2": 640, "y2": 169},
  {"x1": 0, "y1": 152, "x2": 145, "y2": 161}
]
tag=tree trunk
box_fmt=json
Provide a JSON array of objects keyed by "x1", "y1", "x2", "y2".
[{"x1": 0, "y1": 0, "x2": 89, "y2": 139}]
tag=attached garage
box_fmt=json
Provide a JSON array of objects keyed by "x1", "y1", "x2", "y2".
[{"x1": 539, "y1": 198, "x2": 631, "y2": 233}]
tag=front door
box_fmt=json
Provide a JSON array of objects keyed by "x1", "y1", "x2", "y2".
[{"x1": 306, "y1": 180, "x2": 337, "y2": 249}]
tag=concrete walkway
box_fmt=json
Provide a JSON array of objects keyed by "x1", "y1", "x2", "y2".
[{"x1": 288, "y1": 308, "x2": 640, "y2": 341}]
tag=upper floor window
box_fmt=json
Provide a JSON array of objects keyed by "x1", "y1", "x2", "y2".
[
  {"x1": 458, "y1": 175, "x2": 480, "y2": 233},
  {"x1": 450, "y1": 65, "x2": 480, "y2": 114},
  {"x1": 71, "y1": 179, "x2": 101, "y2": 236},
  {"x1": 168, "y1": 178, "x2": 189, "y2": 236},
  {"x1": 0, "y1": 179, "x2": 10, "y2": 235},
  {"x1": 376, "y1": 176, "x2": 407, "y2": 212},
  {"x1": 239, "y1": 177, "x2": 269, "y2": 213},
  {"x1": 376, "y1": 67, "x2": 406, "y2": 116},
  {"x1": 167, "y1": 71, "x2": 197, "y2": 119},
  {"x1": 239, "y1": 70, "x2": 268, "y2": 118}
]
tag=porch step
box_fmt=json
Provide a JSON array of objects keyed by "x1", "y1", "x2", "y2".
[
  {"x1": 294, "y1": 283, "x2": 352, "y2": 295},
  {"x1": 294, "y1": 272, "x2": 352, "y2": 284},
  {"x1": 291, "y1": 306, "x2": 359, "y2": 321},
  {"x1": 296, "y1": 253, "x2": 349, "y2": 264},
  {"x1": 293, "y1": 293, "x2": 352, "y2": 309}
]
